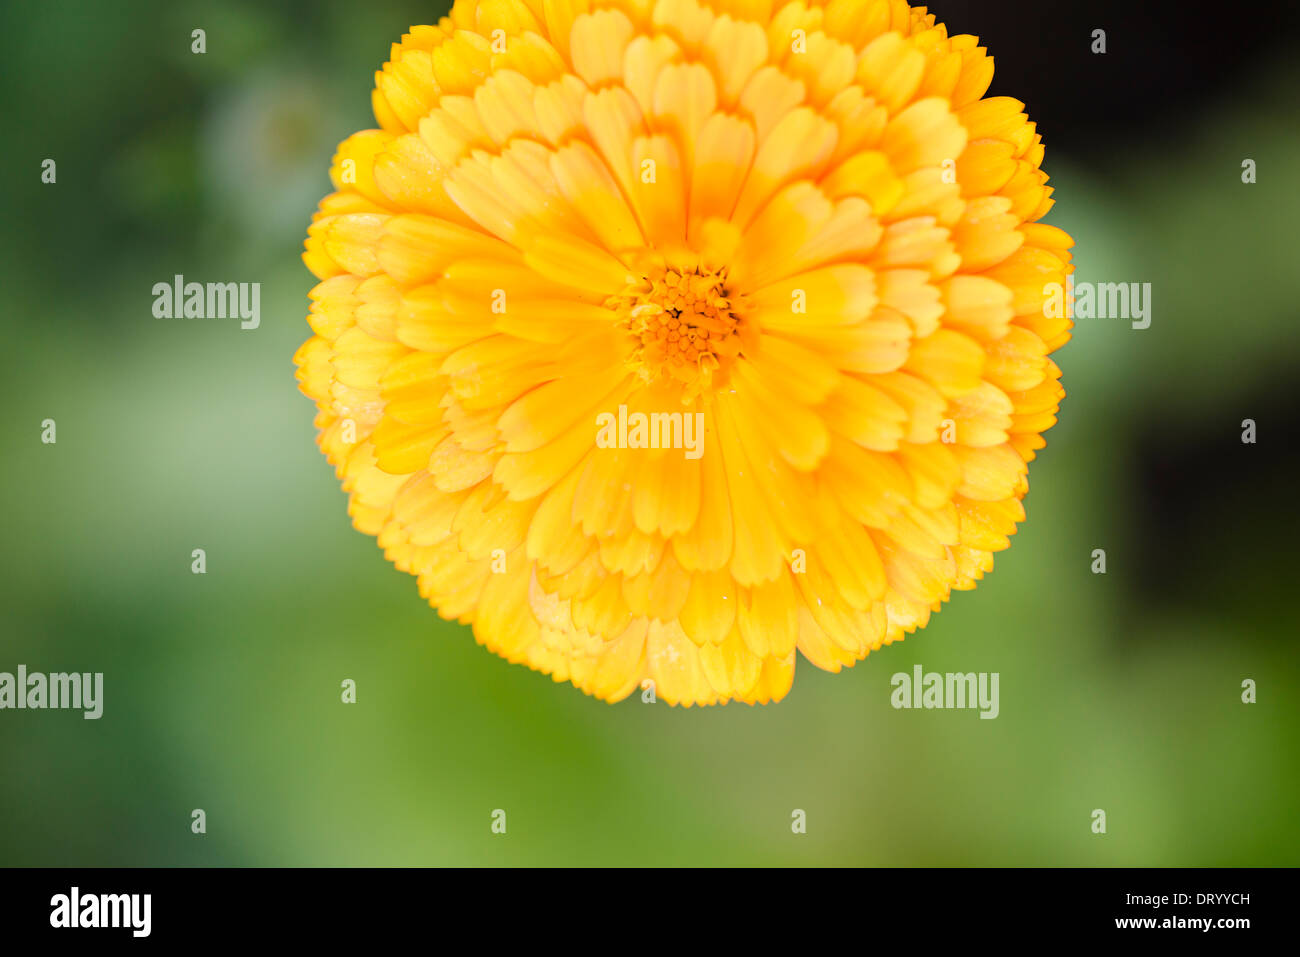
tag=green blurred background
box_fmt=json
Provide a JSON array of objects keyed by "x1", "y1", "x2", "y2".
[{"x1": 2, "y1": 0, "x2": 1297, "y2": 866}]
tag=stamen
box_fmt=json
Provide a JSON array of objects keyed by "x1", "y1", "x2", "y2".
[{"x1": 608, "y1": 264, "x2": 744, "y2": 400}]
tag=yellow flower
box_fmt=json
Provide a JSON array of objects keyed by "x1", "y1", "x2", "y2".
[{"x1": 296, "y1": 0, "x2": 1073, "y2": 706}]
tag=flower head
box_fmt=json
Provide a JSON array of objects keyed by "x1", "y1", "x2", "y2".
[{"x1": 297, "y1": 0, "x2": 1074, "y2": 705}]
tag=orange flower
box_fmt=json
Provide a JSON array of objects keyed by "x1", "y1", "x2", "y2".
[{"x1": 297, "y1": 0, "x2": 1074, "y2": 706}]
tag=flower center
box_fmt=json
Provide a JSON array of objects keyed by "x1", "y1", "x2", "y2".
[{"x1": 609, "y1": 265, "x2": 744, "y2": 399}]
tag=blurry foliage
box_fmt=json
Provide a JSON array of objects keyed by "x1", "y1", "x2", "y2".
[{"x1": 0, "y1": 1, "x2": 1296, "y2": 866}]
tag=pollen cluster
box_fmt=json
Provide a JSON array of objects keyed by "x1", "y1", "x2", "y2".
[{"x1": 610, "y1": 264, "x2": 744, "y2": 398}]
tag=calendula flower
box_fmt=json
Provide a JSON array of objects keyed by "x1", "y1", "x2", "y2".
[{"x1": 296, "y1": 0, "x2": 1073, "y2": 706}]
